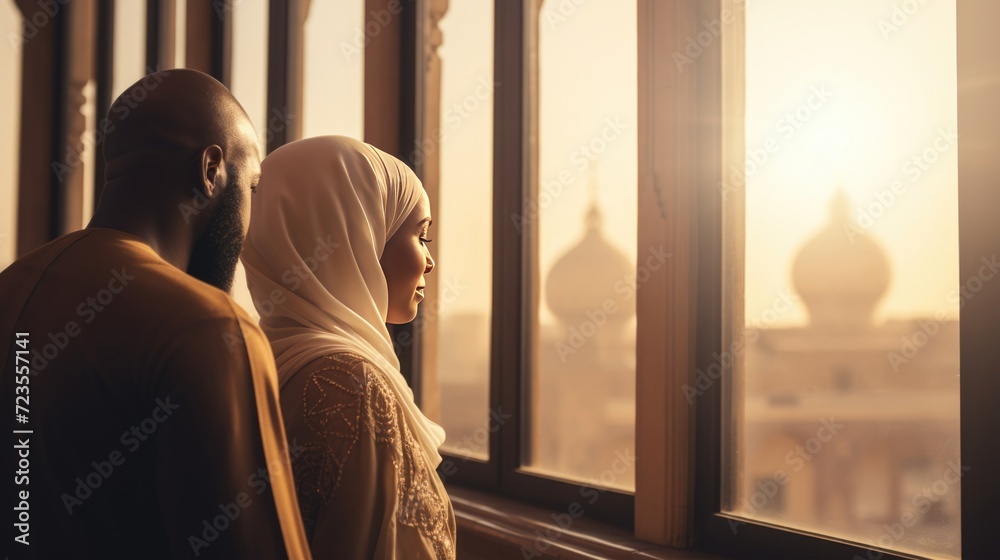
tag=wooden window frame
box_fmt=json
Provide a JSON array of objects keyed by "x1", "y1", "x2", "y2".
[
  {"x1": 39, "y1": 0, "x2": 993, "y2": 555},
  {"x1": 265, "y1": 0, "x2": 305, "y2": 154},
  {"x1": 692, "y1": 1, "x2": 999, "y2": 559},
  {"x1": 423, "y1": 0, "x2": 635, "y2": 530},
  {"x1": 417, "y1": 0, "x2": 1000, "y2": 558},
  {"x1": 145, "y1": 0, "x2": 176, "y2": 71},
  {"x1": 408, "y1": 0, "x2": 503, "y2": 492}
]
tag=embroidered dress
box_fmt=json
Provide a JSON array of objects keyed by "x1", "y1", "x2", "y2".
[
  {"x1": 242, "y1": 136, "x2": 456, "y2": 558},
  {"x1": 283, "y1": 353, "x2": 455, "y2": 559}
]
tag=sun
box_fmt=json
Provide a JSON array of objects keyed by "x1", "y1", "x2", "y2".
[{"x1": 778, "y1": 91, "x2": 886, "y2": 197}]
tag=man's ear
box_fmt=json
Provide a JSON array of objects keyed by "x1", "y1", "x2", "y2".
[{"x1": 199, "y1": 145, "x2": 227, "y2": 199}]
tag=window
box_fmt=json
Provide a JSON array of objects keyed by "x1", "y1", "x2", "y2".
[
  {"x1": 723, "y1": 2, "x2": 961, "y2": 558},
  {"x1": 524, "y1": 0, "x2": 637, "y2": 491},
  {"x1": 231, "y1": 0, "x2": 271, "y2": 319},
  {"x1": 111, "y1": 1, "x2": 146, "y2": 97},
  {"x1": 424, "y1": 0, "x2": 635, "y2": 526},
  {"x1": 302, "y1": 0, "x2": 364, "y2": 139},
  {"x1": 693, "y1": 1, "x2": 999, "y2": 559},
  {"x1": 428, "y1": 0, "x2": 997, "y2": 557},
  {"x1": 428, "y1": 0, "x2": 495, "y2": 461},
  {"x1": 0, "y1": 0, "x2": 20, "y2": 269},
  {"x1": 8, "y1": 1, "x2": 997, "y2": 556}
]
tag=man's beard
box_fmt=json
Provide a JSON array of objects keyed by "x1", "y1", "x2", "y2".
[{"x1": 187, "y1": 177, "x2": 245, "y2": 293}]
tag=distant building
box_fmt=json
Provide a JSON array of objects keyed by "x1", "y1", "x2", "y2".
[
  {"x1": 738, "y1": 192, "x2": 960, "y2": 551},
  {"x1": 532, "y1": 188, "x2": 636, "y2": 489},
  {"x1": 438, "y1": 174, "x2": 638, "y2": 487}
]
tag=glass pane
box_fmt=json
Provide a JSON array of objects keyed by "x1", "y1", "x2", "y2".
[
  {"x1": 112, "y1": 0, "x2": 146, "y2": 97},
  {"x1": 302, "y1": 0, "x2": 364, "y2": 139},
  {"x1": 65, "y1": 2, "x2": 98, "y2": 229},
  {"x1": 230, "y1": 0, "x2": 269, "y2": 318},
  {"x1": 174, "y1": 0, "x2": 186, "y2": 68},
  {"x1": 523, "y1": 0, "x2": 637, "y2": 491},
  {"x1": 723, "y1": 1, "x2": 961, "y2": 558},
  {"x1": 433, "y1": 0, "x2": 494, "y2": 461},
  {"x1": 0, "y1": 3, "x2": 21, "y2": 269}
]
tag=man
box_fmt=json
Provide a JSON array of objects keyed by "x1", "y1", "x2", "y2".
[{"x1": 0, "y1": 69, "x2": 310, "y2": 559}]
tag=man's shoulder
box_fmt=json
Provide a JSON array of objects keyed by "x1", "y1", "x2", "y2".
[
  {"x1": 134, "y1": 265, "x2": 247, "y2": 323},
  {"x1": 2, "y1": 229, "x2": 254, "y2": 330},
  {"x1": 72, "y1": 232, "x2": 249, "y2": 324},
  {"x1": 0, "y1": 230, "x2": 93, "y2": 285}
]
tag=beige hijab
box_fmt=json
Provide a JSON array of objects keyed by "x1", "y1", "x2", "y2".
[{"x1": 241, "y1": 135, "x2": 446, "y2": 467}]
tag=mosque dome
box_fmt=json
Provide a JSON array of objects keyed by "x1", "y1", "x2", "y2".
[
  {"x1": 546, "y1": 201, "x2": 635, "y2": 330},
  {"x1": 791, "y1": 190, "x2": 891, "y2": 330}
]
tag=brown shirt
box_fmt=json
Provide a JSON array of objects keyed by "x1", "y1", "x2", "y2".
[
  {"x1": 281, "y1": 352, "x2": 456, "y2": 559},
  {"x1": 0, "y1": 228, "x2": 310, "y2": 559}
]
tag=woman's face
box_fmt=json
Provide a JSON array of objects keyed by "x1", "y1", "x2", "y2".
[{"x1": 380, "y1": 192, "x2": 435, "y2": 324}]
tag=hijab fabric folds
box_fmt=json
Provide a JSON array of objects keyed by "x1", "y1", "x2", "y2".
[{"x1": 241, "y1": 135, "x2": 446, "y2": 467}]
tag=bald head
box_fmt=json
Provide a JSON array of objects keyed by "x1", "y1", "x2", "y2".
[
  {"x1": 103, "y1": 68, "x2": 259, "y2": 182},
  {"x1": 92, "y1": 69, "x2": 263, "y2": 293}
]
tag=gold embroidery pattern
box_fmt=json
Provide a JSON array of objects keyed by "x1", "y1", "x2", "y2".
[
  {"x1": 295, "y1": 353, "x2": 454, "y2": 559},
  {"x1": 294, "y1": 360, "x2": 362, "y2": 535}
]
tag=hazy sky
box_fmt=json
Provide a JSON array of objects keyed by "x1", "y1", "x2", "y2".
[
  {"x1": 302, "y1": 0, "x2": 365, "y2": 139},
  {"x1": 234, "y1": 0, "x2": 958, "y2": 329},
  {"x1": 438, "y1": 0, "x2": 641, "y2": 323},
  {"x1": 536, "y1": 0, "x2": 638, "y2": 323},
  {"x1": 429, "y1": 0, "x2": 639, "y2": 324},
  {"x1": 436, "y1": 0, "x2": 496, "y2": 319},
  {"x1": 744, "y1": 0, "x2": 959, "y2": 325},
  {"x1": 0, "y1": 0, "x2": 959, "y2": 327}
]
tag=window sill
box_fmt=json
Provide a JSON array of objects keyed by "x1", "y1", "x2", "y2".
[{"x1": 446, "y1": 485, "x2": 723, "y2": 560}]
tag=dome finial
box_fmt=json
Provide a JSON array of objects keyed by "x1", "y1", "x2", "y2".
[
  {"x1": 829, "y1": 186, "x2": 852, "y2": 225},
  {"x1": 585, "y1": 163, "x2": 603, "y2": 231},
  {"x1": 792, "y1": 189, "x2": 892, "y2": 331},
  {"x1": 546, "y1": 162, "x2": 635, "y2": 331}
]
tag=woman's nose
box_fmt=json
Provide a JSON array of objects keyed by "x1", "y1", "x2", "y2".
[{"x1": 425, "y1": 253, "x2": 435, "y2": 274}]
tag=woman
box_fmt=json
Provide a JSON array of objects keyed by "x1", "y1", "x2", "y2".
[{"x1": 241, "y1": 136, "x2": 455, "y2": 559}]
